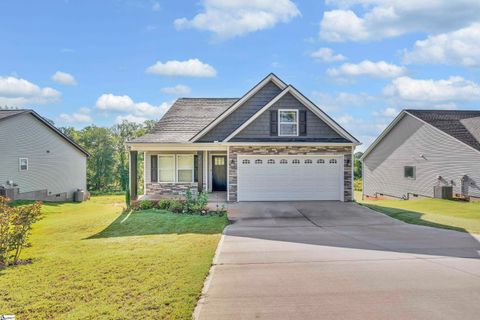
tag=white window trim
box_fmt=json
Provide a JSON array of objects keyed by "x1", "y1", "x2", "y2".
[
  {"x1": 278, "y1": 109, "x2": 299, "y2": 137},
  {"x1": 176, "y1": 154, "x2": 195, "y2": 183},
  {"x1": 404, "y1": 165, "x2": 416, "y2": 180},
  {"x1": 158, "y1": 154, "x2": 175, "y2": 183},
  {"x1": 19, "y1": 157, "x2": 28, "y2": 171}
]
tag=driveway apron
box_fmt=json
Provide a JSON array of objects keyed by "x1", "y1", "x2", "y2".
[{"x1": 196, "y1": 201, "x2": 480, "y2": 320}]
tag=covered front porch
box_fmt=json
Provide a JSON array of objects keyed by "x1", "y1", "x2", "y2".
[{"x1": 128, "y1": 143, "x2": 230, "y2": 203}]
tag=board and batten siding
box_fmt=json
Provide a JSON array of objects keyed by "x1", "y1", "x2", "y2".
[
  {"x1": 363, "y1": 114, "x2": 480, "y2": 199},
  {"x1": 0, "y1": 113, "x2": 87, "y2": 197},
  {"x1": 198, "y1": 81, "x2": 282, "y2": 142},
  {"x1": 232, "y1": 92, "x2": 343, "y2": 141}
]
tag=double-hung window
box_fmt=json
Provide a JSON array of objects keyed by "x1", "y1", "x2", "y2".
[
  {"x1": 19, "y1": 158, "x2": 28, "y2": 171},
  {"x1": 177, "y1": 155, "x2": 194, "y2": 183},
  {"x1": 278, "y1": 110, "x2": 298, "y2": 136},
  {"x1": 159, "y1": 155, "x2": 175, "y2": 182}
]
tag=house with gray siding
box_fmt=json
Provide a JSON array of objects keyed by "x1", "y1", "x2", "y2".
[
  {"x1": 0, "y1": 109, "x2": 89, "y2": 201},
  {"x1": 126, "y1": 73, "x2": 360, "y2": 202},
  {"x1": 362, "y1": 110, "x2": 480, "y2": 200}
]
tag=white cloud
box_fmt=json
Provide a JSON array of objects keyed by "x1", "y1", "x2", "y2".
[
  {"x1": 0, "y1": 76, "x2": 61, "y2": 106},
  {"x1": 59, "y1": 107, "x2": 92, "y2": 123},
  {"x1": 146, "y1": 59, "x2": 217, "y2": 77},
  {"x1": 174, "y1": 0, "x2": 300, "y2": 40},
  {"x1": 383, "y1": 76, "x2": 480, "y2": 103},
  {"x1": 403, "y1": 23, "x2": 480, "y2": 67},
  {"x1": 96, "y1": 93, "x2": 170, "y2": 121},
  {"x1": 327, "y1": 60, "x2": 406, "y2": 78},
  {"x1": 311, "y1": 91, "x2": 375, "y2": 112},
  {"x1": 373, "y1": 107, "x2": 398, "y2": 118},
  {"x1": 160, "y1": 84, "x2": 191, "y2": 95},
  {"x1": 320, "y1": 1, "x2": 480, "y2": 42},
  {"x1": 51, "y1": 71, "x2": 77, "y2": 86},
  {"x1": 310, "y1": 47, "x2": 347, "y2": 62},
  {"x1": 115, "y1": 114, "x2": 149, "y2": 124}
]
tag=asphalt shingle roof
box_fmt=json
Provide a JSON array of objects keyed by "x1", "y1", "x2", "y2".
[
  {"x1": 406, "y1": 109, "x2": 480, "y2": 152},
  {"x1": 130, "y1": 98, "x2": 238, "y2": 143},
  {"x1": 0, "y1": 109, "x2": 90, "y2": 156},
  {"x1": 0, "y1": 109, "x2": 28, "y2": 120}
]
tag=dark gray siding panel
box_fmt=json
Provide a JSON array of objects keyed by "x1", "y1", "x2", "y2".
[
  {"x1": 232, "y1": 93, "x2": 343, "y2": 141},
  {"x1": 198, "y1": 81, "x2": 282, "y2": 142},
  {"x1": 363, "y1": 114, "x2": 480, "y2": 198}
]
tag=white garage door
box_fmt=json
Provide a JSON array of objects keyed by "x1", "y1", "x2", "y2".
[{"x1": 237, "y1": 155, "x2": 343, "y2": 201}]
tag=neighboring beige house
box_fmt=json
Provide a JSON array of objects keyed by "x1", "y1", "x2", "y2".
[
  {"x1": 126, "y1": 73, "x2": 360, "y2": 202},
  {"x1": 362, "y1": 110, "x2": 480, "y2": 200},
  {"x1": 0, "y1": 109, "x2": 89, "y2": 201}
]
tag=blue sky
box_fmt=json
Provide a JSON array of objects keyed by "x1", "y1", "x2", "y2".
[{"x1": 2, "y1": 0, "x2": 480, "y2": 150}]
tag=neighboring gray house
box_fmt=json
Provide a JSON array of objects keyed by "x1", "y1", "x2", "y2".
[
  {"x1": 126, "y1": 73, "x2": 360, "y2": 202},
  {"x1": 362, "y1": 110, "x2": 480, "y2": 200},
  {"x1": 0, "y1": 109, "x2": 89, "y2": 201}
]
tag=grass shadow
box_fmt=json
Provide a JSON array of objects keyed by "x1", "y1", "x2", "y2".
[
  {"x1": 87, "y1": 209, "x2": 229, "y2": 239},
  {"x1": 360, "y1": 203, "x2": 467, "y2": 233}
]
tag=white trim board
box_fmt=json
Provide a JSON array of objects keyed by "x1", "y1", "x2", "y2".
[
  {"x1": 360, "y1": 110, "x2": 480, "y2": 161},
  {"x1": 224, "y1": 85, "x2": 360, "y2": 144},
  {"x1": 190, "y1": 73, "x2": 287, "y2": 142}
]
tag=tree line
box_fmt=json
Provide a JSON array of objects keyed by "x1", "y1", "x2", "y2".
[
  {"x1": 58, "y1": 120, "x2": 365, "y2": 193},
  {"x1": 59, "y1": 120, "x2": 156, "y2": 193}
]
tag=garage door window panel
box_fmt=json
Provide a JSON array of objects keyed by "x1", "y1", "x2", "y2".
[{"x1": 278, "y1": 110, "x2": 298, "y2": 136}]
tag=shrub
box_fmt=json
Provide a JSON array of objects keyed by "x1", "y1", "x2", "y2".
[
  {"x1": 157, "y1": 199, "x2": 173, "y2": 210},
  {"x1": 0, "y1": 197, "x2": 43, "y2": 266},
  {"x1": 137, "y1": 200, "x2": 157, "y2": 211},
  {"x1": 354, "y1": 178, "x2": 362, "y2": 191},
  {"x1": 168, "y1": 200, "x2": 184, "y2": 213}
]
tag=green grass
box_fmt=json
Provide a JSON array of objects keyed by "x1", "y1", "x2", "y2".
[
  {"x1": 356, "y1": 191, "x2": 480, "y2": 234},
  {"x1": 0, "y1": 196, "x2": 229, "y2": 319}
]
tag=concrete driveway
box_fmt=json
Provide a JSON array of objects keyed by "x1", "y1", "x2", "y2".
[{"x1": 196, "y1": 201, "x2": 480, "y2": 320}]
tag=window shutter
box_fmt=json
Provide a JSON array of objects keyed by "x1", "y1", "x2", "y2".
[
  {"x1": 151, "y1": 155, "x2": 158, "y2": 182},
  {"x1": 299, "y1": 110, "x2": 307, "y2": 136},
  {"x1": 270, "y1": 110, "x2": 278, "y2": 136}
]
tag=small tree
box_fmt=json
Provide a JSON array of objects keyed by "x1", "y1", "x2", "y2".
[
  {"x1": 125, "y1": 189, "x2": 131, "y2": 208},
  {"x1": 0, "y1": 197, "x2": 43, "y2": 266}
]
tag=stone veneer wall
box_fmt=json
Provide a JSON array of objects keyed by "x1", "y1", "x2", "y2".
[
  {"x1": 228, "y1": 146, "x2": 353, "y2": 202},
  {"x1": 146, "y1": 182, "x2": 197, "y2": 196}
]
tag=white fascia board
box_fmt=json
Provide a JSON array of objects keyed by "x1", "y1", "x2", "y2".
[
  {"x1": 226, "y1": 142, "x2": 356, "y2": 147},
  {"x1": 126, "y1": 143, "x2": 228, "y2": 152},
  {"x1": 127, "y1": 141, "x2": 356, "y2": 151},
  {"x1": 224, "y1": 87, "x2": 290, "y2": 141},
  {"x1": 190, "y1": 74, "x2": 287, "y2": 142},
  {"x1": 405, "y1": 111, "x2": 480, "y2": 156},
  {"x1": 360, "y1": 111, "x2": 407, "y2": 161},
  {"x1": 287, "y1": 86, "x2": 360, "y2": 144},
  {"x1": 224, "y1": 85, "x2": 361, "y2": 145}
]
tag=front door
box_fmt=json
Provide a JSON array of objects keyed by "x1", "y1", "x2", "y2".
[{"x1": 212, "y1": 156, "x2": 227, "y2": 191}]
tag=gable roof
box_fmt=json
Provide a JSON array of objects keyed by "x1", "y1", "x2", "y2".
[
  {"x1": 224, "y1": 85, "x2": 360, "y2": 144},
  {"x1": 189, "y1": 73, "x2": 287, "y2": 142},
  {"x1": 0, "y1": 109, "x2": 90, "y2": 156},
  {"x1": 129, "y1": 73, "x2": 360, "y2": 146},
  {"x1": 406, "y1": 110, "x2": 480, "y2": 152},
  {"x1": 361, "y1": 109, "x2": 480, "y2": 160},
  {"x1": 130, "y1": 98, "x2": 238, "y2": 143}
]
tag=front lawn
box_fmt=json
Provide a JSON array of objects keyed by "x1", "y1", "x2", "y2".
[
  {"x1": 356, "y1": 191, "x2": 480, "y2": 234},
  {"x1": 0, "y1": 196, "x2": 228, "y2": 319}
]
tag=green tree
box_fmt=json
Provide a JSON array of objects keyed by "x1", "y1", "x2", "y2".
[
  {"x1": 354, "y1": 152, "x2": 363, "y2": 179},
  {"x1": 77, "y1": 126, "x2": 116, "y2": 191}
]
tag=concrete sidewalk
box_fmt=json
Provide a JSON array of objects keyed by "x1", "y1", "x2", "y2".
[{"x1": 196, "y1": 201, "x2": 480, "y2": 320}]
